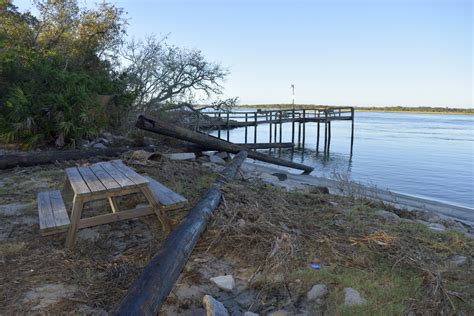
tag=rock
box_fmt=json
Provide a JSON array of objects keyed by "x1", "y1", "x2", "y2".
[
  {"x1": 244, "y1": 312, "x2": 259, "y2": 316},
  {"x1": 307, "y1": 284, "x2": 328, "y2": 301},
  {"x1": 268, "y1": 310, "x2": 289, "y2": 316},
  {"x1": 22, "y1": 283, "x2": 76, "y2": 310},
  {"x1": 77, "y1": 139, "x2": 91, "y2": 148},
  {"x1": 416, "y1": 220, "x2": 446, "y2": 232},
  {"x1": 92, "y1": 142, "x2": 107, "y2": 149},
  {"x1": 271, "y1": 173, "x2": 288, "y2": 181},
  {"x1": 203, "y1": 151, "x2": 218, "y2": 157},
  {"x1": 202, "y1": 295, "x2": 229, "y2": 316},
  {"x1": 237, "y1": 219, "x2": 246, "y2": 227},
  {"x1": 216, "y1": 152, "x2": 229, "y2": 159},
  {"x1": 78, "y1": 228, "x2": 100, "y2": 242},
  {"x1": 0, "y1": 203, "x2": 32, "y2": 216},
  {"x1": 343, "y1": 288, "x2": 366, "y2": 306},
  {"x1": 427, "y1": 223, "x2": 446, "y2": 232},
  {"x1": 209, "y1": 155, "x2": 226, "y2": 166},
  {"x1": 210, "y1": 275, "x2": 235, "y2": 291},
  {"x1": 163, "y1": 152, "x2": 196, "y2": 161},
  {"x1": 375, "y1": 210, "x2": 400, "y2": 223},
  {"x1": 309, "y1": 186, "x2": 330, "y2": 194},
  {"x1": 448, "y1": 255, "x2": 467, "y2": 266},
  {"x1": 77, "y1": 304, "x2": 108, "y2": 315}
]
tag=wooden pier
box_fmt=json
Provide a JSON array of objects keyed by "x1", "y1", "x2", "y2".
[{"x1": 195, "y1": 107, "x2": 355, "y2": 155}]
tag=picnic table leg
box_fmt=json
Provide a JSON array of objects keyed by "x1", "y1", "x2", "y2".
[
  {"x1": 140, "y1": 186, "x2": 172, "y2": 233},
  {"x1": 65, "y1": 195, "x2": 84, "y2": 249},
  {"x1": 108, "y1": 196, "x2": 119, "y2": 213}
]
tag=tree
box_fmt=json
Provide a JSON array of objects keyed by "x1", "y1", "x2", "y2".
[
  {"x1": 0, "y1": 0, "x2": 129, "y2": 148},
  {"x1": 123, "y1": 37, "x2": 229, "y2": 110}
]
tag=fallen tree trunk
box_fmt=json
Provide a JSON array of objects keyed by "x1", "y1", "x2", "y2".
[
  {"x1": 136, "y1": 115, "x2": 313, "y2": 174},
  {"x1": 115, "y1": 150, "x2": 249, "y2": 315},
  {"x1": 173, "y1": 142, "x2": 294, "y2": 152},
  {"x1": 0, "y1": 147, "x2": 153, "y2": 170}
]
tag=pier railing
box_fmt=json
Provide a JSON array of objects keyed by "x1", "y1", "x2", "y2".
[{"x1": 194, "y1": 107, "x2": 354, "y2": 155}]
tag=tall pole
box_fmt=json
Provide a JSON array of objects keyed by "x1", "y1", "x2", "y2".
[{"x1": 291, "y1": 84, "x2": 295, "y2": 109}]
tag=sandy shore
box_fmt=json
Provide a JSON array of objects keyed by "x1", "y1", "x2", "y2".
[{"x1": 241, "y1": 160, "x2": 474, "y2": 226}]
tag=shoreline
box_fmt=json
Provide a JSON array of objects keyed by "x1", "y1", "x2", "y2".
[
  {"x1": 236, "y1": 106, "x2": 474, "y2": 115},
  {"x1": 241, "y1": 160, "x2": 474, "y2": 226}
]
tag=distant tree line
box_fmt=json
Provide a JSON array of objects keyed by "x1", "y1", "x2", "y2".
[
  {"x1": 239, "y1": 104, "x2": 473, "y2": 114},
  {"x1": 0, "y1": 0, "x2": 232, "y2": 148}
]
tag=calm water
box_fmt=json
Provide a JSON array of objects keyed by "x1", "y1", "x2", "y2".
[{"x1": 218, "y1": 111, "x2": 474, "y2": 208}]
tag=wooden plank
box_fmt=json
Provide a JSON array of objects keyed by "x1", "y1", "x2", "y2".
[
  {"x1": 90, "y1": 163, "x2": 121, "y2": 191},
  {"x1": 65, "y1": 195, "x2": 84, "y2": 249},
  {"x1": 110, "y1": 160, "x2": 149, "y2": 186},
  {"x1": 37, "y1": 192, "x2": 55, "y2": 230},
  {"x1": 97, "y1": 161, "x2": 135, "y2": 188},
  {"x1": 145, "y1": 176, "x2": 187, "y2": 206},
  {"x1": 78, "y1": 205, "x2": 154, "y2": 229},
  {"x1": 49, "y1": 190, "x2": 70, "y2": 227},
  {"x1": 65, "y1": 167, "x2": 91, "y2": 196},
  {"x1": 78, "y1": 166, "x2": 106, "y2": 193}
]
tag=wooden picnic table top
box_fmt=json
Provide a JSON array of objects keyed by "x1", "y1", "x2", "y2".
[{"x1": 65, "y1": 160, "x2": 149, "y2": 196}]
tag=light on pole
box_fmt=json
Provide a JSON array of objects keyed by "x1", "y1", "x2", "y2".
[{"x1": 291, "y1": 84, "x2": 295, "y2": 109}]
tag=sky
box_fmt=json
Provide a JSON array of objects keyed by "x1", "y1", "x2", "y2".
[{"x1": 14, "y1": 0, "x2": 473, "y2": 108}]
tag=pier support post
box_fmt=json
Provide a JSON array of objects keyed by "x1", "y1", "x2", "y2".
[
  {"x1": 254, "y1": 112, "x2": 258, "y2": 144},
  {"x1": 350, "y1": 108, "x2": 355, "y2": 156},
  {"x1": 269, "y1": 113, "x2": 272, "y2": 144},
  {"x1": 226, "y1": 112, "x2": 230, "y2": 142},
  {"x1": 279, "y1": 111, "x2": 283, "y2": 143},
  {"x1": 291, "y1": 110, "x2": 295, "y2": 145},
  {"x1": 217, "y1": 113, "x2": 221, "y2": 139},
  {"x1": 302, "y1": 109, "x2": 306, "y2": 148},
  {"x1": 244, "y1": 113, "x2": 248, "y2": 144},
  {"x1": 316, "y1": 112, "x2": 320, "y2": 152},
  {"x1": 327, "y1": 121, "x2": 331, "y2": 153}
]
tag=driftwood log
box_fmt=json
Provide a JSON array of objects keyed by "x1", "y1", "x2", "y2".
[
  {"x1": 173, "y1": 142, "x2": 294, "y2": 153},
  {"x1": 115, "y1": 150, "x2": 249, "y2": 315},
  {"x1": 136, "y1": 115, "x2": 313, "y2": 174},
  {"x1": 0, "y1": 147, "x2": 154, "y2": 170}
]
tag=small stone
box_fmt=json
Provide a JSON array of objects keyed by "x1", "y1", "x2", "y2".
[
  {"x1": 0, "y1": 203, "x2": 32, "y2": 216},
  {"x1": 237, "y1": 219, "x2": 246, "y2": 227},
  {"x1": 78, "y1": 228, "x2": 100, "y2": 242},
  {"x1": 375, "y1": 210, "x2": 400, "y2": 223},
  {"x1": 268, "y1": 310, "x2": 289, "y2": 316},
  {"x1": 216, "y1": 152, "x2": 229, "y2": 159},
  {"x1": 244, "y1": 312, "x2": 259, "y2": 316},
  {"x1": 307, "y1": 284, "x2": 328, "y2": 301},
  {"x1": 92, "y1": 142, "x2": 107, "y2": 149},
  {"x1": 272, "y1": 173, "x2": 288, "y2": 181},
  {"x1": 209, "y1": 155, "x2": 226, "y2": 165},
  {"x1": 343, "y1": 288, "x2": 366, "y2": 306},
  {"x1": 202, "y1": 295, "x2": 229, "y2": 316},
  {"x1": 448, "y1": 255, "x2": 467, "y2": 266},
  {"x1": 309, "y1": 186, "x2": 330, "y2": 194},
  {"x1": 210, "y1": 275, "x2": 235, "y2": 291},
  {"x1": 427, "y1": 223, "x2": 446, "y2": 232},
  {"x1": 164, "y1": 152, "x2": 196, "y2": 161},
  {"x1": 23, "y1": 283, "x2": 76, "y2": 310}
]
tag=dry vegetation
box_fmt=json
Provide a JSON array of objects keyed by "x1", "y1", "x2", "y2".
[{"x1": 0, "y1": 156, "x2": 473, "y2": 315}]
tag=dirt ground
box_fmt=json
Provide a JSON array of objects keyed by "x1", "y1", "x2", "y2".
[{"x1": 0, "y1": 155, "x2": 473, "y2": 315}]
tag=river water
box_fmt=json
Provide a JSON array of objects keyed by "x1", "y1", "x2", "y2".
[{"x1": 217, "y1": 111, "x2": 474, "y2": 209}]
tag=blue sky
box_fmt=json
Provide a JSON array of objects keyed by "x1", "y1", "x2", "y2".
[{"x1": 15, "y1": 0, "x2": 473, "y2": 107}]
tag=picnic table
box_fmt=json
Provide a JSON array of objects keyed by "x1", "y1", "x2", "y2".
[{"x1": 37, "y1": 160, "x2": 187, "y2": 248}]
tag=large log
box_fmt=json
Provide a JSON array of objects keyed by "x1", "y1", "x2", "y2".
[
  {"x1": 0, "y1": 147, "x2": 152, "y2": 170},
  {"x1": 136, "y1": 115, "x2": 313, "y2": 174},
  {"x1": 173, "y1": 142, "x2": 294, "y2": 152},
  {"x1": 115, "y1": 151, "x2": 249, "y2": 315}
]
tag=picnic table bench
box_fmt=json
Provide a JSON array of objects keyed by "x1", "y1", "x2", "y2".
[{"x1": 37, "y1": 160, "x2": 187, "y2": 248}]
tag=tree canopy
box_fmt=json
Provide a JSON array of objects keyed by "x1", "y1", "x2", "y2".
[{"x1": 0, "y1": 0, "x2": 231, "y2": 148}]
